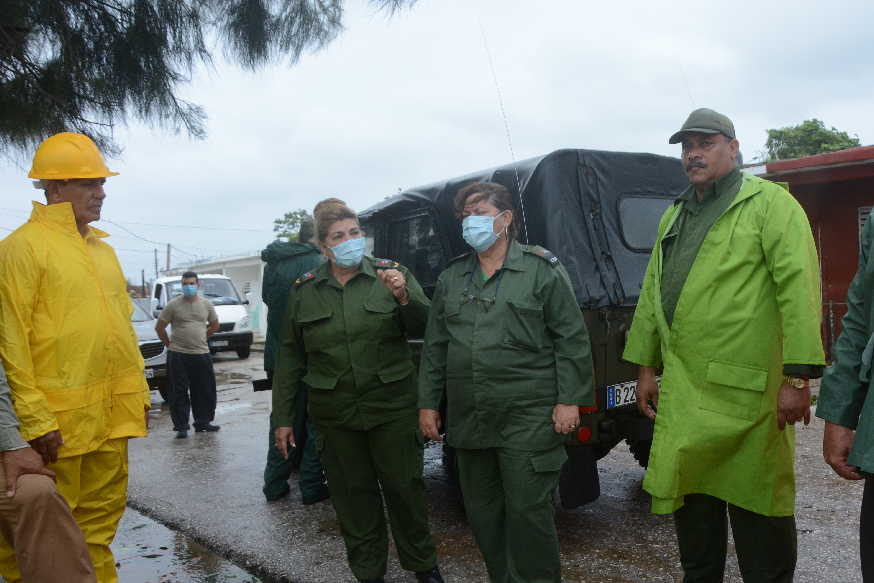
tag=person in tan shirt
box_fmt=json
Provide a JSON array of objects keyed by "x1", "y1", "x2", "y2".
[{"x1": 155, "y1": 271, "x2": 220, "y2": 438}]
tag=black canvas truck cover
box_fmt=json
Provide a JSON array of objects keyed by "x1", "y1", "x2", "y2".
[{"x1": 360, "y1": 149, "x2": 688, "y2": 308}]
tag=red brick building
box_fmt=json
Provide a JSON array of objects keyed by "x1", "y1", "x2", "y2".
[{"x1": 750, "y1": 146, "x2": 874, "y2": 357}]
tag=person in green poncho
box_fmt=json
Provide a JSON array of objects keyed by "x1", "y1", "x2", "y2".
[
  {"x1": 817, "y1": 216, "x2": 874, "y2": 581},
  {"x1": 260, "y1": 219, "x2": 328, "y2": 504},
  {"x1": 624, "y1": 108, "x2": 826, "y2": 582}
]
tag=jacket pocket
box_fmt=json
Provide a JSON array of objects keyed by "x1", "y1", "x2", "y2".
[
  {"x1": 529, "y1": 446, "x2": 568, "y2": 473},
  {"x1": 301, "y1": 370, "x2": 339, "y2": 390},
  {"x1": 699, "y1": 360, "x2": 768, "y2": 421},
  {"x1": 377, "y1": 359, "x2": 414, "y2": 384},
  {"x1": 298, "y1": 309, "x2": 333, "y2": 350},
  {"x1": 503, "y1": 299, "x2": 545, "y2": 350}
]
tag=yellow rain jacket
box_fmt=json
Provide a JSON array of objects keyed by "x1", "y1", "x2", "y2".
[
  {"x1": 0, "y1": 202, "x2": 149, "y2": 458},
  {"x1": 624, "y1": 173, "x2": 825, "y2": 517}
]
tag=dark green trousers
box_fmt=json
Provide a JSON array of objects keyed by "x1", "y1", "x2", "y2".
[
  {"x1": 455, "y1": 446, "x2": 566, "y2": 583},
  {"x1": 674, "y1": 494, "x2": 797, "y2": 583},
  {"x1": 315, "y1": 414, "x2": 437, "y2": 580},
  {"x1": 263, "y1": 387, "x2": 327, "y2": 501}
]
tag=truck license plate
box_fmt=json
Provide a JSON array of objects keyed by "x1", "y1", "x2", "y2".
[
  {"x1": 144, "y1": 369, "x2": 154, "y2": 379},
  {"x1": 607, "y1": 381, "x2": 638, "y2": 409},
  {"x1": 211, "y1": 340, "x2": 229, "y2": 347}
]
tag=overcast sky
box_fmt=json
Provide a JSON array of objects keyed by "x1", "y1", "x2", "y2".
[{"x1": 2, "y1": 0, "x2": 872, "y2": 282}]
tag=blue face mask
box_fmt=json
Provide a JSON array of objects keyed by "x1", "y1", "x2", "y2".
[
  {"x1": 182, "y1": 284, "x2": 198, "y2": 297},
  {"x1": 462, "y1": 212, "x2": 504, "y2": 253},
  {"x1": 330, "y1": 236, "x2": 366, "y2": 268}
]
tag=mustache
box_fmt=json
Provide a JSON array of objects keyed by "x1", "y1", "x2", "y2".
[{"x1": 686, "y1": 160, "x2": 708, "y2": 171}]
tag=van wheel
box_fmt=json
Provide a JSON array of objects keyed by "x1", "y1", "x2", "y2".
[
  {"x1": 236, "y1": 347, "x2": 251, "y2": 359},
  {"x1": 627, "y1": 439, "x2": 652, "y2": 468}
]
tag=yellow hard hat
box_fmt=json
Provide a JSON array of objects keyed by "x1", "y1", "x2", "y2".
[{"x1": 28, "y1": 132, "x2": 119, "y2": 179}]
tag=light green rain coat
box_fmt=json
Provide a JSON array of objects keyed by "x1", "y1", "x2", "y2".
[{"x1": 623, "y1": 172, "x2": 826, "y2": 517}]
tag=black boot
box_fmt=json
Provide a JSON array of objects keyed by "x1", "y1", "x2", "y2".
[{"x1": 415, "y1": 566, "x2": 444, "y2": 583}]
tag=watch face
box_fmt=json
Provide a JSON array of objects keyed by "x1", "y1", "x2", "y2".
[{"x1": 790, "y1": 377, "x2": 806, "y2": 389}]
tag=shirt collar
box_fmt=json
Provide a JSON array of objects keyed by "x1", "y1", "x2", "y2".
[
  {"x1": 459, "y1": 240, "x2": 527, "y2": 274},
  {"x1": 679, "y1": 167, "x2": 742, "y2": 204}
]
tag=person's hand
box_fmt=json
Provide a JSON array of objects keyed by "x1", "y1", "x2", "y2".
[
  {"x1": 28, "y1": 430, "x2": 63, "y2": 465},
  {"x1": 274, "y1": 426, "x2": 296, "y2": 460},
  {"x1": 3, "y1": 447, "x2": 55, "y2": 497},
  {"x1": 419, "y1": 409, "x2": 443, "y2": 441},
  {"x1": 552, "y1": 403, "x2": 580, "y2": 435},
  {"x1": 377, "y1": 269, "x2": 409, "y2": 304},
  {"x1": 777, "y1": 380, "x2": 811, "y2": 430},
  {"x1": 636, "y1": 367, "x2": 659, "y2": 421},
  {"x1": 823, "y1": 421, "x2": 863, "y2": 480}
]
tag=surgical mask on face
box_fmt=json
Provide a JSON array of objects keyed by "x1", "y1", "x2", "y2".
[
  {"x1": 462, "y1": 212, "x2": 505, "y2": 253},
  {"x1": 330, "y1": 236, "x2": 366, "y2": 268},
  {"x1": 182, "y1": 284, "x2": 198, "y2": 297}
]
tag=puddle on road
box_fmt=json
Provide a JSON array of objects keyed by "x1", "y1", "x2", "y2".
[{"x1": 113, "y1": 507, "x2": 263, "y2": 583}]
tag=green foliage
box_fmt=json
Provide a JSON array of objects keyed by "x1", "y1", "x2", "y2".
[
  {"x1": 765, "y1": 119, "x2": 861, "y2": 161},
  {"x1": 273, "y1": 208, "x2": 311, "y2": 240},
  {"x1": 0, "y1": 0, "x2": 415, "y2": 158}
]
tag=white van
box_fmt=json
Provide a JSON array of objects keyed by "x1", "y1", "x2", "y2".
[{"x1": 151, "y1": 274, "x2": 254, "y2": 359}]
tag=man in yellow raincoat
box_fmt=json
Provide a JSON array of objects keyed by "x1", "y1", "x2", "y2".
[
  {"x1": 624, "y1": 109, "x2": 826, "y2": 582},
  {"x1": 0, "y1": 133, "x2": 150, "y2": 583}
]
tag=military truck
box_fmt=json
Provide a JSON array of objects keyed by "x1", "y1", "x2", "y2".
[{"x1": 359, "y1": 148, "x2": 687, "y2": 508}]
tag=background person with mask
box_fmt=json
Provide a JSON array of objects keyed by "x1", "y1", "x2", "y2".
[
  {"x1": 419, "y1": 181, "x2": 595, "y2": 583},
  {"x1": 272, "y1": 198, "x2": 443, "y2": 583},
  {"x1": 156, "y1": 271, "x2": 220, "y2": 438}
]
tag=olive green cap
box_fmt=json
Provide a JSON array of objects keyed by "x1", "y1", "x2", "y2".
[{"x1": 668, "y1": 108, "x2": 736, "y2": 144}]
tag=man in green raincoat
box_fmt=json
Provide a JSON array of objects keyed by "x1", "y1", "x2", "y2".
[
  {"x1": 624, "y1": 108, "x2": 826, "y2": 582},
  {"x1": 261, "y1": 220, "x2": 328, "y2": 504},
  {"x1": 817, "y1": 216, "x2": 873, "y2": 581}
]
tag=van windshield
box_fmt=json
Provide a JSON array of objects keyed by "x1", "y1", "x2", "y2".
[
  {"x1": 130, "y1": 300, "x2": 153, "y2": 322},
  {"x1": 167, "y1": 279, "x2": 242, "y2": 306}
]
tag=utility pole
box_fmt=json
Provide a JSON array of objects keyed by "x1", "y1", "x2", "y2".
[
  {"x1": 166, "y1": 243, "x2": 171, "y2": 271},
  {"x1": 153, "y1": 248, "x2": 158, "y2": 278},
  {"x1": 141, "y1": 269, "x2": 146, "y2": 298}
]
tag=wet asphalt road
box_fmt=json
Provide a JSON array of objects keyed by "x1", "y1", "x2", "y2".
[{"x1": 123, "y1": 353, "x2": 865, "y2": 583}]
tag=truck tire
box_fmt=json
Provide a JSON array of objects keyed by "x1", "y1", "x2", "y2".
[
  {"x1": 442, "y1": 443, "x2": 459, "y2": 484},
  {"x1": 627, "y1": 439, "x2": 652, "y2": 468},
  {"x1": 236, "y1": 347, "x2": 251, "y2": 359},
  {"x1": 559, "y1": 445, "x2": 600, "y2": 509}
]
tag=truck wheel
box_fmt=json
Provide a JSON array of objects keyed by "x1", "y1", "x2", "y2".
[
  {"x1": 627, "y1": 439, "x2": 652, "y2": 468},
  {"x1": 236, "y1": 347, "x2": 251, "y2": 359},
  {"x1": 559, "y1": 445, "x2": 600, "y2": 509},
  {"x1": 442, "y1": 443, "x2": 459, "y2": 484}
]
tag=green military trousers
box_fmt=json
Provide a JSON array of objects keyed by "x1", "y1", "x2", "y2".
[
  {"x1": 674, "y1": 494, "x2": 797, "y2": 583},
  {"x1": 315, "y1": 414, "x2": 437, "y2": 580},
  {"x1": 264, "y1": 386, "x2": 327, "y2": 502},
  {"x1": 455, "y1": 445, "x2": 566, "y2": 583}
]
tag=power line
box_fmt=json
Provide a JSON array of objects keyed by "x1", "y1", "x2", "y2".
[{"x1": 111, "y1": 220, "x2": 270, "y2": 233}]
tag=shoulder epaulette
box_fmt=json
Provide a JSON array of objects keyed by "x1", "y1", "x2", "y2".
[
  {"x1": 524, "y1": 245, "x2": 560, "y2": 266},
  {"x1": 447, "y1": 251, "x2": 473, "y2": 265},
  {"x1": 294, "y1": 272, "x2": 316, "y2": 286},
  {"x1": 373, "y1": 258, "x2": 400, "y2": 270}
]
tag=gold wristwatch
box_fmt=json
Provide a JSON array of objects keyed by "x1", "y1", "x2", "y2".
[{"x1": 786, "y1": 376, "x2": 809, "y2": 390}]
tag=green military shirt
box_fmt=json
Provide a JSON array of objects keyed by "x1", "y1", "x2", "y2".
[
  {"x1": 661, "y1": 168, "x2": 741, "y2": 326},
  {"x1": 418, "y1": 241, "x2": 594, "y2": 452},
  {"x1": 272, "y1": 256, "x2": 429, "y2": 431}
]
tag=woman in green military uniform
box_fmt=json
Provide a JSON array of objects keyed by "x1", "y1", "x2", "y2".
[
  {"x1": 273, "y1": 199, "x2": 443, "y2": 583},
  {"x1": 419, "y1": 182, "x2": 595, "y2": 583}
]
